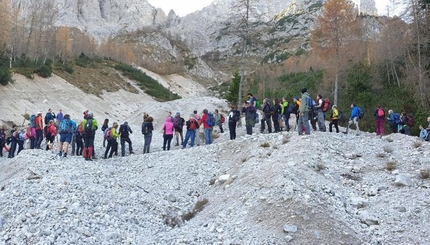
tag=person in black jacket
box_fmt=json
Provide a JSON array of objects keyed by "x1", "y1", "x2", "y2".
[
  {"x1": 272, "y1": 98, "x2": 281, "y2": 132},
  {"x1": 261, "y1": 98, "x2": 272, "y2": 133},
  {"x1": 119, "y1": 122, "x2": 134, "y2": 157},
  {"x1": 142, "y1": 117, "x2": 154, "y2": 154}
]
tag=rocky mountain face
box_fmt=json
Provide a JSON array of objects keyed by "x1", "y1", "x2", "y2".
[{"x1": 10, "y1": 0, "x2": 378, "y2": 80}]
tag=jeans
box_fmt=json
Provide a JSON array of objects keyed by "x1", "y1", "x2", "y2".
[
  {"x1": 204, "y1": 128, "x2": 213, "y2": 145},
  {"x1": 143, "y1": 133, "x2": 152, "y2": 153},
  {"x1": 297, "y1": 113, "x2": 310, "y2": 135},
  {"x1": 35, "y1": 129, "x2": 43, "y2": 149},
  {"x1": 182, "y1": 130, "x2": 196, "y2": 148},
  {"x1": 229, "y1": 122, "x2": 237, "y2": 140},
  {"x1": 120, "y1": 137, "x2": 133, "y2": 156},
  {"x1": 317, "y1": 110, "x2": 326, "y2": 131}
]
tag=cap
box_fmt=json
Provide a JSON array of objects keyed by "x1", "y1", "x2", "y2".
[
  {"x1": 176, "y1": 112, "x2": 180, "y2": 115},
  {"x1": 88, "y1": 111, "x2": 94, "y2": 116}
]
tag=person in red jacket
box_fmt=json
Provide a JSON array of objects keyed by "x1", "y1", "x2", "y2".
[
  {"x1": 201, "y1": 109, "x2": 213, "y2": 145},
  {"x1": 45, "y1": 120, "x2": 57, "y2": 151}
]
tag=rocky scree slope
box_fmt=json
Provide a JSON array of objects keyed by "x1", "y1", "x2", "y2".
[{"x1": 1, "y1": 126, "x2": 430, "y2": 244}]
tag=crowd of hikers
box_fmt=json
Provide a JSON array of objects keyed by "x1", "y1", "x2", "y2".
[
  {"x1": 239, "y1": 90, "x2": 424, "y2": 138},
  {"x1": 1, "y1": 89, "x2": 428, "y2": 159}
]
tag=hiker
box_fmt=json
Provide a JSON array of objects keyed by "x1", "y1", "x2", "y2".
[
  {"x1": 261, "y1": 98, "x2": 273, "y2": 133},
  {"x1": 387, "y1": 110, "x2": 400, "y2": 133},
  {"x1": 192, "y1": 110, "x2": 202, "y2": 146},
  {"x1": 17, "y1": 129, "x2": 25, "y2": 154},
  {"x1": 315, "y1": 94, "x2": 326, "y2": 132},
  {"x1": 293, "y1": 96, "x2": 300, "y2": 127},
  {"x1": 247, "y1": 93, "x2": 256, "y2": 108},
  {"x1": 214, "y1": 109, "x2": 224, "y2": 133},
  {"x1": 58, "y1": 114, "x2": 77, "y2": 157},
  {"x1": 0, "y1": 128, "x2": 6, "y2": 157},
  {"x1": 173, "y1": 112, "x2": 185, "y2": 146},
  {"x1": 101, "y1": 118, "x2": 109, "y2": 147},
  {"x1": 201, "y1": 109, "x2": 214, "y2": 144},
  {"x1": 374, "y1": 105, "x2": 385, "y2": 136},
  {"x1": 242, "y1": 101, "x2": 256, "y2": 135},
  {"x1": 25, "y1": 123, "x2": 36, "y2": 149},
  {"x1": 228, "y1": 105, "x2": 240, "y2": 140},
  {"x1": 329, "y1": 105, "x2": 340, "y2": 133},
  {"x1": 162, "y1": 116, "x2": 174, "y2": 150},
  {"x1": 75, "y1": 122, "x2": 84, "y2": 156},
  {"x1": 419, "y1": 117, "x2": 430, "y2": 140},
  {"x1": 44, "y1": 109, "x2": 56, "y2": 125},
  {"x1": 119, "y1": 122, "x2": 134, "y2": 157},
  {"x1": 272, "y1": 98, "x2": 281, "y2": 132},
  {"x1": 297, "y1": 88, "x2": 311, "y2": 135},
  {"x1": 182, "y1": 114, "x2": 199, "y2": 148},
  {"x1": 35, "y1": 112, "x2": 44, "y2": 149},
  {"x1": 400, "y1": 112, "x2": 411, "y2": 136},
  {"x1": 7, "y1": 125, "x2": 18, "y2": 158},
  {"x1": 56, "y1": 109, "x2": 64, "y2": 124},
  {"x1": 345, "y1": 104, "x2": 360, "y2": 135},
  {"x1": 81, "y1": 111, "x2": 98, "y2": 161},
  {"x1": 142, "y1": 116, "x2": 154, "y2": 154},
  {"x1": 104, "y1": 122, "x2": 119, "y2": 159},
  {"x1": 44, "y1": 120, "x2": 57, "y2": 151}
]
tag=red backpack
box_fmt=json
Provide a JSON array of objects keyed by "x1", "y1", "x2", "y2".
[
  {"x1": 322, "y1": 98, "x2": 330, "y2": 112},
  {"x1": 188, "y1": 118, "x2": 198, "y2": 130},
  {"x1": 220, "y1": 114, "x2": 225, "y2": 123}
]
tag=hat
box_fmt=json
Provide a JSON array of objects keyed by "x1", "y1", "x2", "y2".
[
  {"x1": 246, "y1": 101, "x2": 250, "y2": 104},
  {"x1": 88, "y1": 111, "x2": 94, "y2": 116},
  {"x1": 37, "y1": 111, "x2": 42, "y2": 115},
  {"x1": 301, "y1": 88, "x2": 307, "y2": 94},
  {"x1": 124, "y1": 121, "x2": 128, "y2": 125},
  {"x1": 293, "y1": 96, "x2": 299, "y2": 100},
  {"x1": 176, "y1": 112, "x2": 180, "y2": 115}
]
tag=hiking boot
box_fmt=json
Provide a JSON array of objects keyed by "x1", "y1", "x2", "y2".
[
  {"x1": 130, "y1": 151, "x2": 134, "y2": 154},
  {"x1": 175, "y1": 143, "x2": 179, "y2": 146}
]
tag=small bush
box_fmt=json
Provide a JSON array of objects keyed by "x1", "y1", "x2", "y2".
[
  {"x1": 260, "y1": 142, "x2": 270, "y2": 148},
  {"x1": 65, "y1": 65, "x2": 74, "y2": 74},
  {"x1": 385, "y1": 161, "x2": 397, "y2": 171},
  {"x1": 383, "y1": 146, "x2": 393, "y2": 154},
  {"x1": 37, "y1": 64, "x2": 52, "y2": 78},
  {"x1": 0, "y1": 67, "x2": 12, "y2": 85}
]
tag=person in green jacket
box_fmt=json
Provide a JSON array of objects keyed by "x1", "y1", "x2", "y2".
[{"x1": 298, "y1": 88, "x2": 311, "y2": 135}]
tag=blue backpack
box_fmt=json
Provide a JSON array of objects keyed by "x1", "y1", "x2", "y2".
[
  {"x1": 393, "y1": 113, "x2": 401, "y2": 124},
  {"x1": 29, "y1": 114, "x2": 36, "y2": 128},
  {"x1": 207, "y1": 113, "x2": 216, "y2": 127},
  {"x1": 307, "y1": 97, "x2": 316, "y2": 110},
  {"x1": 59, "y1": 119, "x2": 73, "y2": 133}
]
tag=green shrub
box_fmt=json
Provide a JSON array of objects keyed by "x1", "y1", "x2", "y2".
[
  {"x1": 114, "y1": 63, "x2": 180, "y2": 101},
  {"x1": 0, "y1": 67, "x2": 12, "y2": 85},
  {"x1": 37, "y1": 64, "x2": 52, "y2": 78}
]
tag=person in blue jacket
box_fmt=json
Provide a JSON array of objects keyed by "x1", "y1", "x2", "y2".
[
  {"x1": 345, "y1": 104, "x2": 360, "y2": 135},
  {"x1": 387, "y1": 110, "x2": 400, "y2": 133}
]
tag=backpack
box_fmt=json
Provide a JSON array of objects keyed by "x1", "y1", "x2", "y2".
[
  {"x1": 357, "y1": 106, "x2": 364, "y2": 119},
  {"x1": 322, "y1": 98, "x2": 330, "y2": 112},
  {"x1": 307, "y1": 97, "x2": 316, "y2": 110},
  {"x1": 104, "y1": 127, "x2": 113, "y2": 140},
  {"x1": 338, "y1": 110, "x2": 344, "y2": 121},
  {"x1": 43, "y1": 126, "x2": 50, "y2": 137},
  {"x1": 207, "y1": 113, "x2": 216, "y2": 127},
  {"x1": 377, "y1": 108, "x2": 385, "y2": 117},
  {"x1": 142, "y1": 122, "x2": 150, "y2": 135},
  {"x1": 119, "y1": 124, "x2": 128, "y2": 137},
  {"x1": 230, "y1": 110, "x2": 241, "y2": 123},
  {"x1": 393, "y1": 113, "x2": 401, "y2": 124},
  {"x1": 173, "y1": 117, "x2": 183, "y2": 128},
  {"x1": 30, "y1": 114, "x2": 36, "y2": 128},
  {"x1": 84, "y1": 119, "x2": 93, "y2": 132},
  {"x1": 255, "y1": 99, "x2": 261, "y2": 109},
  {"x1": 59, "y1": 119, "x2": 72, "y2": 133},
  {"x1": 188, "y1": 118, "x2": 198, "y2": 130},
  {"x1": 220, "y1": 114, "x2": 225, "y2": 123},
  {"x1": 406, "y1": 114, "x2": 414, "y2": 127}
]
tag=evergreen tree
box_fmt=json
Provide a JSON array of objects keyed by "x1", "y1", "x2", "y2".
[{"x1": 225, "y1": 72, "x2": 241, "y2": 105}]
